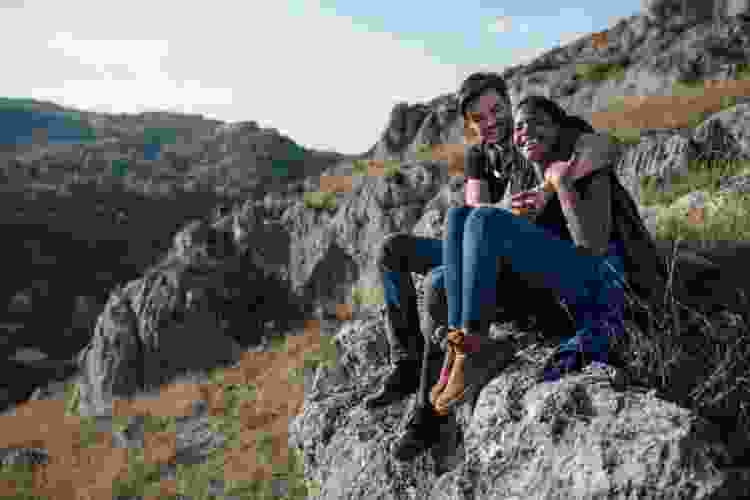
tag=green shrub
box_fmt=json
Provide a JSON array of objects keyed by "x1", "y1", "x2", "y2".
[
  {"x1": 639, "y1": 158, "x2": 750, "y2": 207},
  {"x1": 383, "y1": 161, "x2": 402, "y2": 180},
  {"x1": 736, "y1": 63, "x2": 750, "y2": 81},
  {"x1": 352, "y1": 286, "x2": 385, "y2": 307},
  {"x1": 610, "y1": 128, "x2": 642, "y2": 146},
  {"x1": 575, "y1": 62, "x2": 626, "y2": 82},
  {"x1": 303, "y1": 191, "x2": 337, "y2": 211},
  {"x1": 352, "y1": 159, "x2": 368, "y2": 175}
]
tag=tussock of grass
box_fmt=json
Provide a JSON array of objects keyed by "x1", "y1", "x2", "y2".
[
  {"x1": 352, "y1": 159, "x2": 368, "y2": 175},
  {"x1": 612, "y1": 158, "x2": 750, "y2": 449},
  {"x1": 303, "y1": 190, "x2": 337, "y2": 211},
  {"x1": 352, "y1": 286, "x2": 385, "y2": 307},
  {"x1": 575, "y1": 62, "x2": 626, "y2": 82},
  {"x1": 351, "y1": 159, "x2": 403, "y2": 179},
  {"x1": 609, "y1": 127, "x2": 642, "y2": 146},
  {"x1": 639, "y1": 158, "x2": 750, "y2": 244}
]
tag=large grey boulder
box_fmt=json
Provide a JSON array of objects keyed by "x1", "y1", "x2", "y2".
[
  {"x1": 74, "y1": 221, "x2": 280, "y2": 417},
  {"x1": 725, "y1": 0, "x2": 750, "y2": 18},
  {"x1": 642, "y1": 0, "x2": 716, "y2": 27},
  {"x1": 614, "y1": 131, "x2": 696, "y2": 203},
  {"x1": 290, "y1": 317, "x2": 750, "y2": 499},
  {"x1": 693, "y1": 103, "x2": 750, "y2": 160},
  {"x1": 276, "y1": 160, "x2": 446, "y2": 317}
]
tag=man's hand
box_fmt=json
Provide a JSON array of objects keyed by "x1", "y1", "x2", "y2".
[{"x1": 510, "y1": 187, "x2": 554, "y2": 218}]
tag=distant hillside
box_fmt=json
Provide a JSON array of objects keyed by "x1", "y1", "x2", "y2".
[{"x1": 0, "y1": 97, "x2": 350, "y2": 202}]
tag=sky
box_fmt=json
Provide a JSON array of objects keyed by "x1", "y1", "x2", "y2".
[{"x1": 1, "y1": 0, "x2": 643, "y2": 155}]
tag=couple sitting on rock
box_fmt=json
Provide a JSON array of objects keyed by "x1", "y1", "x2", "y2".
[{"x1": 366, "y1": 72, "x2": 670, "y2": 461}]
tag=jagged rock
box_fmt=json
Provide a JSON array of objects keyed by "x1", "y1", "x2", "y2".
[
  {"x1": 726, "y1": 0, "x2": 750, "y2": 19},
  {"x1": 409, "y1": 95, "x2": 463, "y2": 152},
  {"x1": 75, "y1": 222, "x2": 278, "y2": 417},
  {"x1": 0, "y1": 447, "x2": 49, "y2": 467},
  {"x1": 372, "y1": 103, "x2": 433, "y2": 161},
  {"x1": 693, "y1": 103, "x2": 750, "y2": 159},
  {"x1": 641, "y1": 0, "x2": 715, "y2": 28},
  {"x1": 290, "y1": 319, "x2": 750, "y2": 499},
  {"x1": 276, "y1": 162, "x2": 445, "y2": 316},
  {"x1": 718, "y1": 174, "x2": 750, "y2": 194},
  {"x1": 440, "y1": 361, "x2": 740, "y2": 499},
  {"x1": 693, "y1": 115, "x2": 748, "y2": 162},
  {"x1": 614, "y1": 131, "x2": 695, "y2": 203}
]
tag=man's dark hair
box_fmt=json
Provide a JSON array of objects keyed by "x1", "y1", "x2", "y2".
[{"x1": 457, "y1": 72, "x2": 509, "y2": 117}]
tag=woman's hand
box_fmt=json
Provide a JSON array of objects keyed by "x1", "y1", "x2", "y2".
[{"x1": 543, "y1": 160, "x2": 574, "y2": 191}]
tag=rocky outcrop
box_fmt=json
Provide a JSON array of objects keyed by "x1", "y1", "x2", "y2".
[
  {"x1": 273, "y1": 160, "x2": 446, "y2": 317},
  {"x1": 290, "y1": 316, "x2": 750, "y2": 499},
  {"x1": 74, "y1": 219, "x2": 306, "y2": 417},
  {"x1": 613, "y1": 131, "x2": 696, "y2": 201},
  {"x1": 694, "y1": 103, "x2": 750, "y2": 159},
  {"x1": 372, "y1": 102, "x2": 442, "y2": 161}
]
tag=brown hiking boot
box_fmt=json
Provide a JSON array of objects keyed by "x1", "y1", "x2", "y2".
[
  {"x1": 433, "y1": 329, "x2": 468, "y2": 416},
  {"x1": 428, "y1": 339, "x2": 456, "y2": 407}
]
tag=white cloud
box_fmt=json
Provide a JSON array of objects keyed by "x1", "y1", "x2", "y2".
[
  {"x1": 2, "y1": 0, "x2": 467, "y2": 155},
  {"x1": 47, "y1": 32, "x2": 170, "y2": 79},
  {"x1": 488, "y1": 16, "x2": 514, "y2": 34}
]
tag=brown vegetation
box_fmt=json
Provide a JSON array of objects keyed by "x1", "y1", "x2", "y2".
[{"x1": 0, "y1": 320, "x2": 323, "y2": 498}]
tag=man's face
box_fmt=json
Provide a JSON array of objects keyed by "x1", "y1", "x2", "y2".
[{"x1": 465, "y1": 89, "x2": 512, "y2": 145}]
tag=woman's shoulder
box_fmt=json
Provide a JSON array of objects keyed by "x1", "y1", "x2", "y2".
[{"x1": 573, "y1": 131, "x2": 616, "y2": 154}]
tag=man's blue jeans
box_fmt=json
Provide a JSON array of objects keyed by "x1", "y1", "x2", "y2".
[{"x1": 435, "y1": 206, "x2": 626, "y2": 362}]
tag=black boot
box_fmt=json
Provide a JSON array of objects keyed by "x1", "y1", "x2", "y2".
[
  {"x1": 365, "y1": 359, "x2": 421, "y2": 409},
  {"x1": 391, "y1": 404, "x2": 445, "y2": 461}
]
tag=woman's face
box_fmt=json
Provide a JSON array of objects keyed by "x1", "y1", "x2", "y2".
[
  {"x1": 513, "y1": 104, "x2": 561, "y2": 162},
  {"x1": 465, "y1": 89, "x2": 512, "y2": 145}
]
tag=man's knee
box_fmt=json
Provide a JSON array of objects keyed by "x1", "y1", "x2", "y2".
[{"x1": 376, "y1": 232, "x2": 411, "y2": 271}]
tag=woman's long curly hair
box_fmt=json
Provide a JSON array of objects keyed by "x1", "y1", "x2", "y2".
[{"x1": 515, "y1": 95, "x2": 595, "y2": 161}]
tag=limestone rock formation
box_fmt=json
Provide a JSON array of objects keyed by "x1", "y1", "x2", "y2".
[
  {"x1": 372, "y1": 102, "x2": 435, "y2": 161},
  {"x1": 290, "y1": 317, "x2": 750, "y2": 499},
  {"x1": 613, "y1": 131, "x2": 696, "y2": 202},
  {"x1": 74, "y1": 220, "x2": 297, "y2": 417}
]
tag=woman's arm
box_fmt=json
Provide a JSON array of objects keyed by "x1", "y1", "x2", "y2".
[
  {"x1": 557, "y1": 171, "x2": 612, "y2": 257},
  {"x1": 569, "y1": 132, "x2": 620, "y2": 180}
]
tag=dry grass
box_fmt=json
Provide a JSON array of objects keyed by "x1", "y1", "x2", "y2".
[
  {"x1": 0, "y1": 320, "x2": 332, "y2": 499},
  {"x1": 611, "y1": 158, "x2": 750, "y2": 456},
  {"x1": 593, "y1": 78, "x2": 750, "y2": 131}
]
